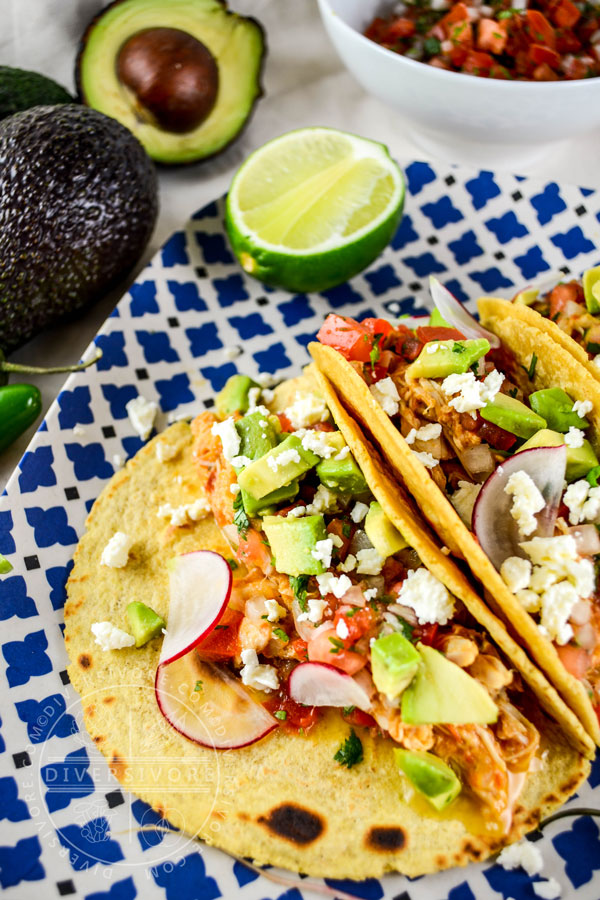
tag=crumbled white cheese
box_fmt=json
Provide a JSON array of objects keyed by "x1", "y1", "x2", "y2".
[
  {"x1": 330, "y1": 533, "x2": 344, "y2": 548},
  {"x1": 312, "y1": 538, "x2": 334, "y2": 569},
  {"x1": 338, "y1": 553, "x2": 357, "y2": 573},
  {"x1": 112, "y1": 453, "x2": 124, "y2": 470},
  {"x1": 573, "y1": 399, "x2": 592, "y2": 418},
  {"x1": 530, "y1": 564, "x2": 558, "y2": 593},
  {"x1": 521, "y1": 534, "x2": 579, "y2": 569},
  {"x1": 239, "y1": 649, "x2": 279, "y2": 692},
  {"x1": 538, "y1": 581, "x2": 578, "y2": 645},
  {"x1": 316, "y1": 572, "x2": 352, "y2": 599},
  {"x1": 405, "y1": 429, "x2": 417, "y2": 445},
  {"x1": 156, "y1": 441, "x2": 179, "y2": 463},
  {"x1": 222, "y1": 345, "x2": 241, "y2": 360},
  {"x1": 411, "y1": 422, "x2": 442, "y2": 442},
  {"x1": 533, "y1": 877, "x2": 561, "y2": 899},
  {"x1": 564, "y1": 426, "x2": 585, "y2": 449},
  {"x1": 593, "y1": 355, "x2": 600, "y2": 370},
  {"x1": 267, "y1": 447, "x2": 301, "y2": 472},
  {"x1": 335, "y1": 446, "x2": 351, "y2": 460},
  {"x1": 413, "y1": 450, "x2": 439, "y2": 469},
  {"x1": 256, "y1": 372, "x2": 276, "y2": 388},
  {"x1": 286, "y1": 506, "x2": 306, "y2": 518},
  {"x1": 363, "y1": 587, "x2": 378, "y2": 602},
  {"x1": 396, "y1": 568, "x2": 456, "y2": 625},
  {"x1": 450, "y1": 480, "x2": 482, "y2": 528},
  {"x1": 500, "y1": 556, "x2": 532, "y2": 593},
  {"x1": 230, "y1": 454, "x2": 252, "y2": 468},
  {"x1": 126, "y1": 395, "x2": 158, "y2": 440},
  {"x1": 369, "y1": 377, "x2": 400, "y2": 416},
  {"x1": 441, "y1": 369, "x2": 504, "y2": 415},
  {"x1": 563, "y1": 479, "x2": 600, "y2": 525},
  {"x1": 230, "y1": 482, "x2": 240, "y2": 495},
  {"x1": 100, "y1": 532, "x2": 133, "y2": 568},
  {"x1": 504, "y1": 470, "x2": 545, "y2": 537},
  {"x1": 515, "y1": 589, "x2": 541, "y2": 612},
  {"x1": 336, "y1": 618, "x2": 350, "y2": 639},
  {"x1": 265, "y1": 598, "x2": 285, "y2": 622},
  {"x1": 158, "y1": 498, "x2": 210, "y2": 526},
  {"x1": 305, "y1": 484, "x2": 340, "y2": 516},
  {"x1": 301, "y1": 430, "x2": 339, "y2": 458},
  {"x1": 211, "y1": 417, "x2": 240, "y2": 462},
  {"x1": 91, "y1": 621, "x2": 135, "y2": 651},
  {"x1": 356, "y1": 548, "x2": 384, "y2": 575},
  {"x1": 297, "y1": 597, "x2": 328, "y2": 623},
  {"x1": 496, "y1": 840, "x2": 543, "y2": 876},
  {"x1": 261, "y1": 387, "x2": 275, "y2": 404},
  {"x1": 286, "y1": 391, "x2": 330, "y2": 430},
  {"x1": 351, "y1": 501, "x2": 370, "y2": 523},
  {"x1": 247, "y1": 387, "x2": 261, "y2": 410}
]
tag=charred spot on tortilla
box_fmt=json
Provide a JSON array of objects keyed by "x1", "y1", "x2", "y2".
[
  {"x1": 461, "y1": 839, "x2": 484, "y2": 861},
  {"x1": 110, "y1": 753, "x2": 128, "y2": 781},
  {"x1": 102, "y1": 696, "x2": 115, "y2": 704},
  {"x1": 78, "y1": 653, "x2": 91, "y2": 668},
  {"x1": 258, "y1": 804, "x2": 324, "y2": 845},
  {"x1": 365, "y1": 825, "x2": 407, "y2": 852},
  {"x1": 85, "y1": 704, "x2": 95, "y2": 718},
  {"x1": 93, "y1": 735, "x2": 105, "y2": 744}
]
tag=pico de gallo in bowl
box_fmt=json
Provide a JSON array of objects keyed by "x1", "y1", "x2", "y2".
[{"x1": 365, "y1": 0, "x2": 600, "y2": 80}]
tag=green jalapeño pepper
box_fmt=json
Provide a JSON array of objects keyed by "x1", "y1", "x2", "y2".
[{"x1": 0, "y1": 383, "x2": 42, "y2": 452}]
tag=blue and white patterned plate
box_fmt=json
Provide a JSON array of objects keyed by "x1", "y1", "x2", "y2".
[{"x1": 2, "y1": 159, "x2": 600, "y2": 900}]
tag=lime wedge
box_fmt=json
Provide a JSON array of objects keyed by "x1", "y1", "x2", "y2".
[{"x1": 225, "y1": 127, "x2": 405, "y2": 292}]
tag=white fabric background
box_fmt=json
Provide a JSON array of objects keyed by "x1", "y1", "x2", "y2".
[{"x1": 2, "y1": 0, "x2": 600, "y2": 488}]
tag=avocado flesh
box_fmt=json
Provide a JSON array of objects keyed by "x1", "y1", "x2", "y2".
[
  {"x1": 262, "y1": 514, "x2": 328, "y2": 577},
  {"x1": 126, "y1": 600, "x2": 166, "y2": 647},
  {"x1": 401, "y1": 643, "x2": 498, "y2": 725},
  {"x1": 77, "y1": 0, "x2": 265, "y2": 165},
  {"x1": 238, "y1": 435, "x2": 319, "y2": 500},
  {"x1": 242, "y1": 482, "x2": 299, "y2": 517},
  {"x1": 236, "y1": 411, "x2": 279, "y2": 462},
  {"x1": 480, "y1": 392, "x2": 546, "y2": 439},
  {"x1": 428, "y1": 307, "x2": 453, "y2": 328},
  {"x1": 364, "y1": 502, "x2": 408, "y2": 558},
  {"x1": 405, "y1": 339, "x2": 489, "y2": 380},
  {"x1": 529, "y1": 388, "x2": 589, "y2": 433},
  {"x1": 517, "y1": 428, "x2": 598, "y2": 482},
  {"x1": 0, "y1": 67, "x2": 73, "y2": 120},
  {"x1": 216, "y1": 375, "x2": 258, "y2": 417},
  {"x1": 316, "y1": 445, "x2": 369, "y2": 496},
  {"x1": 371, "y1": 633, "x2": 420, "y2": 701},
  {"x1": 513, "y1": 287, "x2": 538, "y2": 306},
  {"x1": 583, "y1": 266, "x2": 600, "y2": 314},
  {"x1": 394, "y1": 749, "x2": 461, "y2": 811}
]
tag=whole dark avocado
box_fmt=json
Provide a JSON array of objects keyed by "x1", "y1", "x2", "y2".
[
  {"x1": 0, "y1": 105, "x2": 158, "y2": 353},
  {"x1": 76, "y1": 0, "x2": 266, "y2": 165},
  {"x1": 0, "y1": 67, "x2": 74, "y2": 120}
]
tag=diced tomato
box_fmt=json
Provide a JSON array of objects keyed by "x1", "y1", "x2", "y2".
[
  {"x1": 556, "y1": 643, "x2": 589, "y2": 680},
  {"x1": 532, "y1": 62, "x2": 560, "y2": 80},
  {"x1": 417, "y1": 623, "x2": 439, "y2": 646},
  {"x1": 307, "y1": 626, "x2": 367, "y2": 674},
  {"x1": 288, "y1": 638, "x2": 309, "y2": 661},
  {"x1": 477, "y1": 418, "x2": 518, "y2": 451},
  {"x1": 311, "y1": 421, "x2": 336, "y2": 432},
  {"x1": 195, "y1": 608, "x2": 243, "y2": 660},
  {"x1": 462, "y1": 49, "x2": 494, "y2": 75},
  {"x1": 235, "y1": 528, "x2": 272, "y2": 570},
  {"x1": 316, "y1": 314, "x2": 374, "y2": 363},
  {"x1": 548, "y1": 282, "x2": 584, "y2": 318},
  {"x1": 399, "y1": 335, "x2": 423, "y2": 361},
  {"x1": 333, "y1": 606, "x2": 376, "y2": 646},
  {"x1": 549, "y1": 0, "x2": 581, "y2": 29},
  {"x1": 327, "y1": 518, "x2": 353, "y2": 560},
  {"x1": 555, "y1": 27, "x2": 582, "y2": 53},
  {"x1": 450, "y1": 20, "x2": 473, "y2": 49},
  {"x1": 489, "y1": 63, "x2": 512, "y2": 79},
  {"x1": 416, "y1": 325, "x2": 465, "y2": 343},
  {"x1": 529, "y1": 44, "x2": 561, "y2": 68},
  {"x1": 477, "y1": 18, "x2": 508, "y2": 54},
  {"x1": 264, "y1": 690, "x2": 321, "y2": 733},
  {"x1": 277, "y1": 412, "x2": 293, "y2": 433},
  {"x1": 361, "y1": 317, "x2": 394, "y2": 340},
  {"x1": 384, "y1": 17, "x2": 417, "y2": 39},
  {"x1": 562, "y1": 54, "x2": 595, "y2": 79},
  {"x1": 342, "y1": 707, "x2": 378, "y2": 729},
  {"x1": 440, "y1": 2, "x2": 470, "y2": 31},
  {"x1": 525, "y1": 10, "x2": 556, "y2": 48}
]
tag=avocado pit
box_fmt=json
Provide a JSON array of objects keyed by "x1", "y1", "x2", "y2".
[{"x1": 117, "y1": 27, "x2": 219, "y2": 133}]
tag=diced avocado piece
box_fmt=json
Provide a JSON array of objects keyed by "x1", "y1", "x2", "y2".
[
  {"x1": 371, "y1": 633, "x2": 420, "y2": 701},
  {"x1": 529, "y1": 388, "x2": 590, "y2": 433},
  {"x1": 241, "y1": 481, "x2": 299, "y2": 517},
  {"x1": 0, "y1": 553, "x2": 13, "y2": 574},
  {"x1": 126, "y1": 601, "x2": 166, "y2": 648},
  {"x1": 236, "y1": 411, "x2": 279, "y2": 462},
  {"x1": 262, "y1": 514, "x2": 328, "y2": 576},
  {"x1": 517, "y1": 428, "x2": 597, "y2": 482},
  {"x1": 583, "y1": 266, "x2": 600, "y2": 314},
  {"x1": 514, "y1": 287, "x2": 539, "y2": 306},
  {"x1": 518, "y1": 428, "x2": 564, "y2": 452},
  {"x1": 316, "y1": 443, "x2": 369, "y2": 496},
  {"x1": 401, "y1": 643, "x2": 498, "y2": 725},
  {"x1": 216, "y1": 374, "x2": 258, "y2": 418},
  {"x1": 480, "y1": 392, "x2": 546, "y2": 439},
  {"x1": 405, "y1": 339, "x2": 490, "y2": 380},
  {"x1": 428, "y1": 307, "x2": 452, "y2": 328},
  {"x1": 364, "y1": 502, "x2": 408, "y2": 558},
  {"x1": 394, "y1": 748, "x2": 461, "y2": 811},
  {"x1": 238, "y1": 435, "x2": 319, "y2": 500}
]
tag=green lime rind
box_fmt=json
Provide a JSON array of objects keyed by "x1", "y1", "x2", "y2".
[{"x1": 0, "y1": 67, "x2": 73, "y2": 121}]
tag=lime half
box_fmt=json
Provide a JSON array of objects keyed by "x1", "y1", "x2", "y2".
[{"x1": 225, "y1": 127, "x2": 405, "y2": 293}]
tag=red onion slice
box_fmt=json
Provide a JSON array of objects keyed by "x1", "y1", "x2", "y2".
[
  {"x1": 568, "y1": 524, "x2": 600, "y2": 557},
  {"x1": 289, "y1": 662, "x2": 373, "y2": 711},
  {"x1": 429, "y1": 276, "x2": 501, "y2": 348},
  {"x1": 472, "y1": 445, "x2": 567, "y2": 570}
]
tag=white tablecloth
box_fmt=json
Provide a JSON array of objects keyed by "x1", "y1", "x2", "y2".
[{"x1": 2, "y1": 0, "x2": 600, "y2": 489}]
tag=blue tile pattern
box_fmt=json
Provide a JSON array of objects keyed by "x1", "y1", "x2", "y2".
[{"x1": 1, "y1": 158, "x2": 600, "y2": 900}]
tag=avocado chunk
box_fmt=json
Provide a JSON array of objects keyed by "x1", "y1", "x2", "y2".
[
  {"x1": 371, "y1": 633, "x2": 420, "y2": 701},
  {"x1": 0, "y1": 67, "x2": 73, "y2": 121},
  {"x1": 76, "y1": 0, "x2": 266, "y2": 165},
  {"x1": 401, "y1": 643, "x2": 498, "y2": 725},
  {"x1": 126, "y1": 600, "x2": 166, "y2": 648},
  {"x1": 513, "y1": 287, "x2": 539, "y2": 306},
  {"x1": 316, "y1": 438, "x2": 370, "y2": 496},
  {"x1": 262, "y1": 515, "x2": 328, "y2": 576},
  {"x1": 517, "y1": 428, "x2": 598, "y2": 482},
  {"x1": 405, "y1": 339, "x2": 490, "y2": 380},
  {"x1": 216, "y1": 375, "x2": 259, "y2": 418},
  {"x1": 529, "y1": 388, "x2": 590, "y2": 432},
  {"x1": 241, "y1": 481, "x2": 299, "y2": 517},
  {"x1": 364, "y1": 502, "x2": 408, "y2": 558},
  {"x1": 480, "y1": 393, "x2": 546, "y2": 439},
  {"x1": 394, "y1": 749, "x2": 461, "y2": 810},
  {"x1": 0, "y1": 105, "x2": 157, "y2": 353},
  {"x1": 235, "y1": 410, "x2": 279, "y2": 461},
  {"x1": 428, "y1": 307, "x2": 453, "y2": 328},
  {"x1": 583, "y1": 267, "x2": 600, "y2": 314},
  {"x1": 238, "y1": 435, "x2": 319, "y2": 500}
]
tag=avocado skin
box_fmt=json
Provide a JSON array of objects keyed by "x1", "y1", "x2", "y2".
[
  {"x1": 0, "y1": 67, "x2": 74, "y2": 121},
  {"x1": 0, "y1": 105, "x2": 158, "y2": 353}
]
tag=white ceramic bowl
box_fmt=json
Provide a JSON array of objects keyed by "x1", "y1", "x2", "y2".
[{"x1": 317, "y1": 0, "x2": 600, "y2": 166}]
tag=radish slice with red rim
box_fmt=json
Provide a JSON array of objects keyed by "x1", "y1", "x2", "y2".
[
  {"x1": 289, "y1": 661, "x2": 373, "y2": 711},
  {"x1": 429, "y1": 276, "x2": 501, "y2": 348},
  {"x1": 472, "y1": 445, "x2": 567, "y2": 571},
  {"x1": 156, "y1": 550, "x2": 277, "y2": 748}
]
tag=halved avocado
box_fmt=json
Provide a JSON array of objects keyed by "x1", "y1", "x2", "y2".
[{"x1": 76, "y1": 0, "x2": 266, "y2": 165}]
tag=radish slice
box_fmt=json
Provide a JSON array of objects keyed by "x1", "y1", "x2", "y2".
[
  {"x1": 156, "y1": 550, "x2": 277, "y2": 749},
  {"x1": 159, "y1": 550, "x2": 232, "y2": 666},
  {"x1": 155, "y1": 652, "x2": 277, "y2": 749},
  {"x1": 289, "y1": 662, "x2": 373, "y2": 711},
  {"x1": 472, "y1": 445, "x2": 567, "y2": 570},
  {"x1": 429, "y1": 276, "x2": 501, "y2": 348}
]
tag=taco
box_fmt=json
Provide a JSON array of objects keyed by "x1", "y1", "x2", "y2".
[
  {"x1": 310, "y1": 290, "x2": 600, "y2": 749},
  {"x1": 65, "y1": 365, "x2": 591, "y2": 880},
  {"x1": 477, "y1": 267, "x2": 600, "y2": 386}
]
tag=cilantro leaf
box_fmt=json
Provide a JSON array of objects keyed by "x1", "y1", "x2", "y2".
[
  {"x1": 398, "y1": 618, "x2": 415, "y2": 642},
  {"x1": 334, "y1": 729, "x2": 364, "y2": 769},
  {"x1": 233, "y1": 492, "x2": 249, "y2": 535},
  {"x1": 274, "y1": 710, "x2": 287, "y2": 721},
  {"x1": 273, "y1": 627, "x2": 289, "y2": 643},
  {"x1": 329, "y1": 636, "x2": 345, "y2": 653},
  {"x1": 369, "y1": 334, "x2": 383, "y2": 371},
  {"x1": 290, "y1": 574, "x2": 309, "y2": 612},
  {"x1": 194, "y1": 680, "x2": 203, "y2": 692},
  {"x1": 523, "y1": 353, "x2": 538, "y2": 380}
]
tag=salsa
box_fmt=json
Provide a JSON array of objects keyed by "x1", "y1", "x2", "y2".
[{"x1": 364, "y1": 0, "x2": 600, "y2": 80}]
